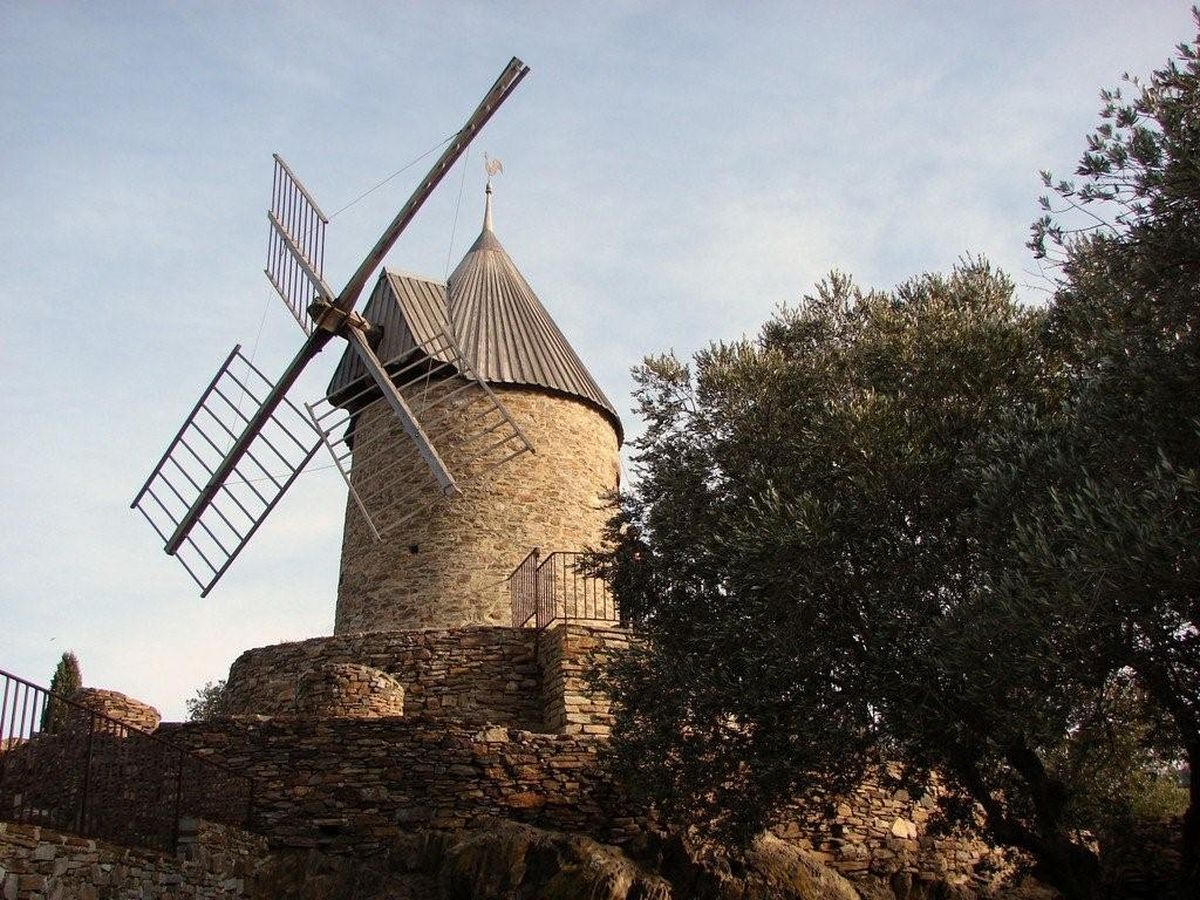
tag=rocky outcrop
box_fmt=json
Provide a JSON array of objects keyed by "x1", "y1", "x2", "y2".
[
  {"x1": 247, "y1": 823, "x2": 871, "y2": 900},
  {"x1": 650, "y1": 832, "x2": 864, "y2": 900},
  {"x1": 437, "y1": 823, "x2": 672, "y2": 900}
]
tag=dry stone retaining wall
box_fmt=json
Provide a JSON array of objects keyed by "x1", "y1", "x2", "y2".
[
  {"x1": 294, "y1": 663, "x2": 405, "y2": 718},
  {"x1": 215, "y1": 623, "x2": 1000, "y2": 884},
  {"x1": 0, "y1": 820, "x2": 263, "y2": 899},
  {"x1": 335, "y1": 387, "x2": 621, "y2": 633},
  {"x1": 162, "y1": 717, "x2": 633, "y2": 858},
  {"x1": 0, "y1": 622, "x2": 1012, "y2": 889},
  {"x1": 69, "y1": 688, "x2": 161, "y2": 733},
  {"x1": 773, "y1": 770, "x2": 1008, "y2": 890},
  {"x1": 158, "y1": 720, "x2": 993, "y2": 884},
  {"x1": 539, "y1": 624, "x2": 630, "y2": 736},
  {"x1": 221, "y1": 627, "x2": 542, "y2": 730}
]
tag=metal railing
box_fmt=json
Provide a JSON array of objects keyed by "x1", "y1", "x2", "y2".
[
  {"x1": 0, "y1": 668, "x2": 253, "y2": 852},
  {"x1": 510, "y1": 549, "x2": 542, "y2": 627},
  {"x1": 509, "y1": 550, "x2": 620, "y2": 629}
]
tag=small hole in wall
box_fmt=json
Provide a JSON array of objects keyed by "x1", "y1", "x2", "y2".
[{"x1": 408, "y1": 544, "x2": 419, "y2": 554}]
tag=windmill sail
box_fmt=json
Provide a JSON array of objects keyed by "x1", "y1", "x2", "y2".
[
  {"x1": 306, "y1": 327, "x2": 533, "y2": 541},
  {"x1": 265, "y1": 154, "x2": 332, "y2": 336},
  {"x1": 131, "y1": 346, "x2": 322, "y2": 595},
  {"x1": 330, "y1": 58, "x2": 529, "y2": 315},
  {"x1": 133, "y1": 56, "x2": 530, "y2": 595}
]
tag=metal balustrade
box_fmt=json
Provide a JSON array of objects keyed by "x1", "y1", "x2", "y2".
[
  {"x1": 0, "y1": 668, "x2": 253, "y2": 851},
  {"x1": 509, "y1": 550, "x2": 620, "y2": 630}
]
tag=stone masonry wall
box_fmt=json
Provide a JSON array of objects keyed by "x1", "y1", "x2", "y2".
[
  {"x1": 159, "y1": 715, "x2": 997, "y2": 885},
  {"x1": 162, "y1": 717, "x2": 632, "y2": 858},
  {"x1": 538, "y1": 624, "x2": 630, "y2": 736},
  {"x1": 773, "y1": 770, "x2": 1010, "y2": 890},
  {"x1": 69, "y1": 688, "x2": 161, "y2": 733},
  {"x1": 335, "y1": 387, "x2": 621, "y2": 633},
  {"x1": 0, "y1": 622, "x2": 1008, "y2": 888},
  {"x1": 294, "y1": 663, "x2": 405, "y2": 718},
  {"x1": 0, "y1": 820, "x2": 264, "y2": 899},
  {"x1": 172, "y1": 621, "x2": 995, "y2": 885},
  {"x1": 221, "y1": 627, "x2": 542, "y2": 730}
]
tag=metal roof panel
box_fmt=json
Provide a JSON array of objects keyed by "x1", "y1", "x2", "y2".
[{"x1": 326, "y1": 212, "x2": 622, "y2": 443}]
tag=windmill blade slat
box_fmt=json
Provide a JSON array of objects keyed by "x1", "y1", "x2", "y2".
[
  {"x1": 177, "y1": 436, "x2": 217, "y2": 477},
  {"x1": 237, "y1": 448, "x2": 286, "y2": 490},
  {"x1": 190, "y1": 430, "x2": 242, "y2": 484},
  {"x1": 195, "y1": 516, "x2": 233, "y2": 558},
  {"x1": 345, "y1": 327, "x2": 460, "y2": 496},
  {"x1": 132, "y1": 345, "x2": 324, "y2": 595},
  {"x1": 458, "y1": 432, "x2": 524, "y2": 470},
  {"x1": 384, "y1": 353, "x2": 454, "y2": 389},
  {"x1": 307, "y1": 326, "x2": 533, "y2": 541},
  {"x1": 209, "y1": 384, "x2": 258, "y2": 426},
  {"x1": 231, "y1": 461, "x2": 276, "y2": 502},
  {"x1": 157, "y1": 467, "x2": 195, "y2": 510},
  {"x1": 200, "y1": 486, "x2": 248, "y2": 539},
  {"x1": 267, "y1": 210, "x2": 335, "y2": 305},
  {"x1": 180, "y1": 536, "x2": 218, "y2": 580},
  {"x1": 440, "y1": 412, "x2": 511, "y2": 447},
  {"x1": 265, "y1": 155, "x2": 329, "y2": 336},
  {"x1": 217, "y1": 481, "x2": 257, "y2": 524},
  {"x1": 341, "y1": 435, "x2": 399, "y2": 474},
  {"x1": 214, "y1": 360, "x2": 270, "y2": 403},
  {"x1": 416, "y1": 393, "x2": 501, "y2": 437},
  {"x1": 136, "y1": 501, "x2": 171, "y2": 545}
]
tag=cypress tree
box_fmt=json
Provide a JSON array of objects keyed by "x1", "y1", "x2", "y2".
[{"x1": 40, "y1": 650, "x2": 82, "y2": 733}]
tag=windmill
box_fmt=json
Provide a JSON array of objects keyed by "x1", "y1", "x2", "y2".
[{"x1": 132, "y1": 58, "x2": 534, "y2": 597}]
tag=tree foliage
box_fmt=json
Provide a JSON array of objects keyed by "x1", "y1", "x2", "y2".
[
  {"x1": 185, "y1": 679, "x2": 227, "y2": 721},
  {"x1": 601, "y1": 264, "x2": 1114, "y2": 897},
  {"x1": 41, "y1": 651, "x2": 82, "y2": 733},
  {"x1": 1022, "y1": 11, "x2": 1200, "y2": 889},
  {"x1": 600, "y1": 19, "x2": 1200, "y2": 899}
]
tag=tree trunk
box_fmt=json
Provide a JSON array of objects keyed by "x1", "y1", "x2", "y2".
[{"x1": 1002, "y1": 738, "x2": 1101, "y2": 900}]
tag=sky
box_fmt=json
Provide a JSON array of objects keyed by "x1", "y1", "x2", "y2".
[{"x1": 1, "y1": 1, "x2": 1193, "y2": 720}]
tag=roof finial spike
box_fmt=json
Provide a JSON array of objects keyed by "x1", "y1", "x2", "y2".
[{"x1": 483, "y1": 153, "x2": 503, "y2": 233}]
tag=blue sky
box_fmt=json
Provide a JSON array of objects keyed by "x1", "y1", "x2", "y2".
[{"x1": 1, "y1": 1, "x2": 1192, "y2": 719}]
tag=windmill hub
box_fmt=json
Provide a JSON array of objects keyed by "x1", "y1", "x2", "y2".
[{"x1": 306, "y1": 298, "x2": 376, "y2": 340}]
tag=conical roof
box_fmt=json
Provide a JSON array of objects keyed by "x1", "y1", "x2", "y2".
[
  {"x1": 446, "y1": 188, "x2": 620, "y2": 436},
  {"x1": 326, "y1": 187, "x2": 622, "y2": 441}
]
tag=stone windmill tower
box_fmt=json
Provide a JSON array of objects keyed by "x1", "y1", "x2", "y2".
[
  {"x1": 328, "y1": 182, "x2": 623, "y2": 634},
  {"x1": 134, "y1": 61, "x2": 631, "y2": 733}
]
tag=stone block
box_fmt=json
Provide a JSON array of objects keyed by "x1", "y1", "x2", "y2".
[{"x1": 505, "y1": 792, "x2": 546, "y2": 809}]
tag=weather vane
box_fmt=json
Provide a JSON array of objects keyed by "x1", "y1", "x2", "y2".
[{"x1": 484, "y1": 152, "x2": 504, "y2": 186}]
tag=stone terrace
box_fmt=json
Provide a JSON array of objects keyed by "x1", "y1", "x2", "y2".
[
  {"x1": 221, "y1": 627, "x2": 544, "y2": 730},
  {"x1": 160, "y1": 717, "x2": 633, "y2": 858}
]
